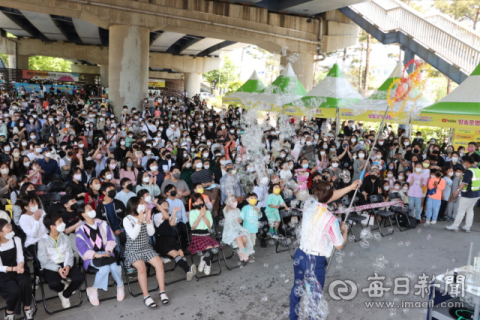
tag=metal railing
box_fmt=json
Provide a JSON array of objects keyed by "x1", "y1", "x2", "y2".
[{"x1": 351, "y1": 0, "x2": 480, "y2": 74}]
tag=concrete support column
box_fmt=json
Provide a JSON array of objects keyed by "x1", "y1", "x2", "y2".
[
  {"x1": 184, "y1": 72, "x2": 201, "y2": 97},
  {"x1": 108, "y1": 25, "x2": 149, "y2": 114},
  {"x1": 403, "y1": 48, "x2": 415, "y2": 74},
  {"x1": 280, "y1": 51, "x2": 314, "y2": 91},
  {"x1": 100, "y1": 65, "x2": 108, "y2": 88},
  {"x1": 8, "y1": 55, "x2": 16, "y2": 69},
  {"x1": 17, "y1": 55, "x2": 29, "y2": 70}
]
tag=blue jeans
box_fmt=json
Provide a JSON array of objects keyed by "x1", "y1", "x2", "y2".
[
  {"x1": 289, "y1": 249, "x2": 327, "y2": 320},
  {"x1": 408, "y1": 196, "x2": 422, "y2": 220},
  {"x1": 426, "y1": 197, "x2": 441, "y2": 221},
  {"x1": 90, "y1": 251, "x2": 124, "y2": 291}
]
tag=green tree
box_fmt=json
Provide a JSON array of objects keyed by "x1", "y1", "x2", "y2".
[
  {"x1": 245, "y1": 45, "x2": 280, "y2": 84},
  {"x1": 434, "y1": 0, "x2": 480, "y2": 30},
  {"x1": 0, "y1": 53, "x2": 8, "y2": 67},
  {"x1": 29, "y1": 56, "x2": 72, "y2": 72},
  {"x1": 203, "y1": 56, "x2": 239, "y2": 96}
]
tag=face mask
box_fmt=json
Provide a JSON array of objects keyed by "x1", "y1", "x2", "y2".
[
  {"x1": 93, "y1": 184, "x2": 101, "y2": 191},
  {"x1": 423, "y1": 163, "x2": 429, "y2": 168},
  {"x1": 56, "y1": 222, "x2": 66, "y2": 233},
  {"x1": 4, "y1": 231, "x2": 15, "y2": 240},
  {"x1": 146, "y1": 151, "x2": 152, "y2": 155},
  {"x1": 404, "y1": 142, "x2": 409, "y2": 146},
  {"x1": 306, "y1": 141, "x2": 313, "y2": 146},
  {"x1": 143, "y1": 176, "x2": 150, "y2": 183},
  {"x1": 109, "y1": 164, "x2": 117, "y2": 170},
  {"x1": 144, "y1": 196, "x2": 152, "y2": 203},
  {"x1": 402, "y1": 187, "x2": 408, "y2": 192},
  {"x1": 137, "y1": 204, "x2": 145, "y2": 214},
  {"x1": 351, "y1": 138, "x2": 356, "y2": 143},
  {"x1": 107, "y1": 190, "x2": 116, "y2": 198},
  {"x1": 302, "y1": 164, "x2": 309, "y2": 169},
  {"x1": 332, "y1": 163, "x2": 339, "y2": 168},
  {"x1": 455, "y1": 172, "x2": 462, "y2": 177},
  {"x1": 468, "y1": 147, "x2": 475, "y2": 152},
  {"x1": 186, "y1": 163, "x2": 192, "y2": 168},
  {"x1": 196, "y1": 163, "x2": 203, "y2": 169},
  {"x1": 203, "y1": 153, "x2": 209, "y2": 158},
  {"x1": 35, "y1": 148, "x2": 42, "y2": 153},
  {"x1": 149, "y1": 166, "x2": 158, "y2": 172},
  {"x1": 248, "y1": 198, "x2": 258, "y2": 206},
  {"x1": 415, "y1": 168, "x2": 422, "y2": 173},
  {"x1": 387, "y1": 174, "x2": 393, "y2": 178},
  {"x1": 376, "y1": 155, "x2": 381, "y2": 159},
  {"x1": 74, "y1": 174, "x2": 82, "y2": 181},
  {"x1": 105, "y1": 174, "x2": 112, "y2": 180},
  {"x1": 398, "y1": 176, "x2": 404, "y2": 181},
  {"x1": 384, "y1": 186, "x2": 389, "y2": 190},
  {"x1": 323, "y1": 145, "x2": 328, "y2": 149},
  {"x1": 358, "y1": 153, "x2": 365, "y2": 159},
  {"x1": 273, "y1": 188, "x2": 281, "y2": 195},
  {"x1": 170, "y1": 190, "x2": 177, "y2": 197},
  {"x1": 230, "y1": 201, "x2": 238, "y2": 209},
  {"x1": 379, "y1": 141, "x2": 384, "y2": 146},
  {"x1": 21, "y1": 142, "x2": 27, "y2": 146},
  {"x1": 0, "y1": 168, "x2": 8, "y2": 175},
  {"x1": 394, "y1": 185, "x2": 400, "y2": 190},
  {"x1": 320, "y1": 151, "x2": 325, "y2": 155},
  {"x1": 452, "y1": 157, "x2": 458, "y2": 163}
]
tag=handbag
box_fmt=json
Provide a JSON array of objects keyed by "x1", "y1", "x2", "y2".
[
  {"x1": 427, "y1": 177, "x2": 441, "y2": 196},
  {"x1": 92, "y1": 256, "x2": 117, "y2": 267}
]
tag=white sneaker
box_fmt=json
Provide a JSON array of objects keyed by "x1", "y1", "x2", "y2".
[
  {"x1": 198, "y1": 257, "x2": 205, "y2": 273},
  {"x1": 117, "y1": 285, "x2": 125, "y2": 301},
  {"x1": 87, "y1": 287, "x2": 99, "y2": 306},
  {"x1": 462, "y1": 226, "x2": 471, "y2": 233},
  {"x1": 431, "y1": 220, "x2": 437, "y2": 225},
  {"x1": 425, "y1": 220, "x2": 430, "y2": 225},
  {"x1": 186, "y1": 264, "x2": 196, "y2": 281},
  {"x1": 446, "y1": 225, "x2": 459, "y2": 232},
  {"x1": 4, "y1": 311, "x2": 14, "y2": 320},
  {"x1": 204, "y1": 264, "x2": 211, "y2": 276},
  {"x1": 58, "y1": 291, "x2": 71, "y2": 308}
]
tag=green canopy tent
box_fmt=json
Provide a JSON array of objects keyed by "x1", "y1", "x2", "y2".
[
  {"x1": 284, "y1": 63, "x2": 362, "y2": 117},
  {"x1": 244, "y1": 63, "x2": 307, "y2": 112},
  {"x1": 222, "y1": 70, "x2": 265, "y2": 105}
]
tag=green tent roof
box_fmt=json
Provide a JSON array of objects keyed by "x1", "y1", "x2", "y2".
[{"x1": 235, "y1": 70, "x2": 265, "y2": 93}]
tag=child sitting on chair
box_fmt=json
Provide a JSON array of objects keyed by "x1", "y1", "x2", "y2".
[{"x1": 222, "y1": 196, "x2": 254, "y2": 262}]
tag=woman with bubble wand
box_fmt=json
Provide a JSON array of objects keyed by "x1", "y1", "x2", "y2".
[{"x1": 289, "y1": 180, "x2": 361, "y2": 320}]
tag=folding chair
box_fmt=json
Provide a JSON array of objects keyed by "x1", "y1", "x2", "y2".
[
  {"x1": 78, "y1": 257, "x2": 118, "y2": 303},
  {"x1": 32, "y1": 252, "x2": 83, "y2": 315},
  {"x1": 38, "y1": 193, "x2": 61, "y2": 207},
  {"x1": 388, "y1": 193, "x2": 410, "y2": 232},
  {"x1": 276, "y1": 208, "x2": 302, "y2": 258},
  {"x1": 366, "y1": 195, "x2": 395, "y2": 237},
  {"x1": 47, "y1": 181, "x2": 67, "y2": 193},
  {"x1": 341, "y1": 196, "x2": 368, "y2": 242},
  {"x1": 189, "y1": 229, "x2": 223, "y2": 281},
  {"x1": 34, "y1": 184, "x2": 47, "y2": 197},
  {"x1": 212, "y1": 219, "x2": 247, "y2": 271}
]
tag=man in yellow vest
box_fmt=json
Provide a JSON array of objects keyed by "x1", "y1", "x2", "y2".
[{"x1": 446, "y1": 155, "x2": 480, "y2": 233}]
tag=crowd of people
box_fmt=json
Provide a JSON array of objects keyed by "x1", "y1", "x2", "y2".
[{"x1": 0, "y1": 87, "x2": 477, "y2": 320}]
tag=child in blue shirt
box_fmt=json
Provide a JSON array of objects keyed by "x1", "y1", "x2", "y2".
[
  {"x1": 239, "y1": 193, "x2": 262, "y2": 262},
  {"x1": 265, "y1": 184, "x2": 289, "y2": 239},
  {"x1": 115, "y1": 178, "x2": 136, "y2": 207}
]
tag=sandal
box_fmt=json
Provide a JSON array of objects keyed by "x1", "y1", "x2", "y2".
[
  {"x1": 143, "y1": 295, "x2": 157, "y2": 308},
  {"x1": 159, "y1": 291, "x2": 169, "y2": 305}
]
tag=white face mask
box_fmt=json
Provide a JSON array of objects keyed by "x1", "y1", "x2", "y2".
[
  {"x1": 21, "y1": 142, "x2": 27, "y2": 146},
  {"x1": 137, "y1": 204, "x2": 145, "y2": 214},
  {"x1": 448, "y1": 172, "x2": 454, "y2": 176},
  {"x1": 204, "y1": 164, "x2": 210, "y2": 169},
  {"x1": 4, "y1": 231, "x2": 15, "y2": 240},
  {"x1": 73, "y1": 174, "x2": 82, "y2": 181},
  {"x1": 320, "y1": 151, "x2": 325, "y2": 155},
  {"x1": 35, "y1": 148, "x2": 42, "y2": 153},
  {"x1": 332, "y1": 163, "x2": 339, "y2": 168},
  {"x1": 196, "y1": 163, "x2": 203, "y2": 169},
  {"x1": 56, "y1": 222, "x2": 66, "y2": 233},
  {"x1": 143, "y1": 176, "x2": 150, "y2": 183},
  {"x1": 451, "y1": 157, "x2": 458, "y2": 162},
  {"x1": 398, "y1": 176, "x2": 404, "y2": 180},
  {"x1": 87, "y1": 210, "x2": 96, "y2": 219},
  {"x1": 384, "y1": 186, "x2": 390, "y2": 190},
  {"x1": 150, "y1": 166, "x2": 158, "y2": 172},
  {"x1": 358, "y1": 153, "x2": 365, "y2": 158},
  {"x1": 29, "y1": 205, "x2": 38, "y2": 212},
  {"x1": 376, "y1": 155, "x2": 381, "y2": 159},
  {"x1": 394, "y1": 185, "x2": 400, "y2": 190},
  {"x1": 144, "y1": 196, "x2": 151, "y2": 203},
  {"x1": 203, "y1": 153, "x2": 209, "y2": 158},
  {"x1": 45, "y1": 153, "x2": 52, "y2": 158},
  {"x1": 455, "y1": 172, "x2": 462, "y2": 177},
  {"x1": 415, "y1": 168, "x2": 422, "y2": 173},
  {"x1": 387, "y1": 174, "x2": 393, "y2": 178},
  {"x1": 105, "y1": 174, "x2": 112, "y2": 180}
]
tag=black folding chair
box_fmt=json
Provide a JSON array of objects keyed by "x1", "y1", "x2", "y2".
[
  {"x1": 78, "y1": 257, "x2": 118, "y2": 303},
  {"x1": 47, "y1": 181, "x2": 67, "y2": 193},
  {"x1": 189, "y1": 228, "x2": 223, "y2": 281},
  {"x1": 38, "y1": 193, "x2": 61, "y2": 207},
  {"x1": 276, "y1": 208, "x2": 302, "y2": 258},
  {"x1": 34, "y1": 184, "x2": 47, "y2": 195},
  {"x1": 32, "y1": 249, "x2": 83, "y2": 315},
  {"x1": 340, "y1": 196, "x2": 368, "y2": 242},
  {"x1": 367, "y1": 195, "x2": 395, "y2": 237},
  {"x1": 212, "y1": 218, "x2": 247, "y2": 271},
  {"x1": 388, "y1": 193, "x2": 410, "y2": 232}
]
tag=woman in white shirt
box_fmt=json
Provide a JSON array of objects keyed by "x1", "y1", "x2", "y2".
[
  {"x1": 123, "y1": 196, "x2": 169, "y2": 309},
  {"x1": 17, "y1": 196, "x2": 46, "y2": 260},
  {"x1": 289, "y1": 180, "x2": 359, "y2": 320},
  {"x1": 0, "y1": 218, "x2": 34, "y2": 320}
]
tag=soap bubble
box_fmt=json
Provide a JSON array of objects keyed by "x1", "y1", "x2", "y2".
[
  {"x1": 405, "y1": 272, "x2": 415, "y2": 279},
  {"x1": 264, "y1": 263, "x2": 268, "y2": 268},
  {"x1": 359, "y1": 240, "x2": 369, "y2": 248},
  {"x1": 389, "y1": 309, "x2": 396, "y2": 317},
  {"x1": 211, "y1": 248, "x2": 218, "y2": 254},
  {"x1": 349, "y1": 252, "x2": 354, "y2": 257},
  {"x1": 299, "y1": 255, "x2": 304, "y2": 260},
  {"x1": 402, "y1": 308, "x2": 409, "y2": 314},
  {"x1": 405, "y1": 241, "x2": 411, "y2": 247},
  {"x1": 431, "y1": 265, "x2": 437, "y2": 270},
  {"x1": 394, "y1": 263, "x2": 400, "y2": 269},
  {"x1": 269, "y1": 240, "x2": 275, "y2": 245},
  {"x1": 240, "y1": 285, "x2": 246, "y2": 290},
  {"x1": 336, "y1": 265, "x2": 342, "y2": 270},
  {"x1": 376, "y1": 255, "x2": 385, "y2": 263},
  {"x1": 218, "y1": 219, "x2": 225, "y2": 227},
  {"x1": 261, "y1": 296, "x2": 268, "y2": 302},
  {"x1": 335, "y1": 251, "x2": 345, "y2": 257},
  {"x1": 386, "y1": 278, "x2": 393, "y2": 286},
  {"x1": 274, "y1": 265, "x2": 279, "y2": 270},
  {"x1": 417, "y1": 228, "x2": 422, "y2": 233},
  {"x1": 204, "y1": 252, "x2": 210, "y2": 258},
  {"x1": 427, "y1": 234, "x2": 432, "y2": 240},
  {"x1": 373, "y1": 232, "x2": 382, "y2": 241},
  {"x1": 280, "y1": 273, "x2": 286, "y2": 278},
  {"x1": 397, "y1": 241, "x2": 404, "y2": 247},
  {"x1": 293, "y1": 259, "x2": 300, "y2": 266},
  {"x1": 348, "y1": 235, "x2": 355, "y2": 242},
  {"x1": 338, "y1": 308, "x2": 343, "y2": 313},
  {"x1": 336, "y1": 257, "x2": 343, "y2": 264}
]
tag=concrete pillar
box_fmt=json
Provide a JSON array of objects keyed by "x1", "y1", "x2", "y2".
[
  {"x1": 108, "y1": 25, "x2": 149, "y2": 114},
  {"x1": 184, "y1": 72, "x2": 201, "y2": 97},
  {"x1": 100, "y1": 65, "x2": 108, "y2": 88},
  {"x1": 280, "y1": 51, "x2": 314, "y2": 91},
  {"x1": 8, "y1": 55, "x2": 16, "y2": 69},
  {"x1": 17, "y1": 55, "x2": 29, "y2": 70},
  {"x1": 403, "y1": 48, "x2": 415, "y2": 74}
]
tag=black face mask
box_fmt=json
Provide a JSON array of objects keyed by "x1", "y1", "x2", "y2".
[
  {"x1": 170, "y1": 190, "x2": 177, "y2": 197},
  {"x1": 126, "y1": 184, "x2": 134, "y2": 191},
  {"x1": 194, "y1": 203, "x2": 204, "y2": 210},
  {"x1": 67, "y1": 151, "x2": 73, "y2": 156},
  {"x1": 107, "y1": 190, "x2": 116, "y2": 198},
  {"x1": 70, "y1": 203, "x2": 78, "y2": 211},
  {"x1": 27, "y1": 190, "x2": 36, "y2": 197},
  {"x1": 166, "y1": 154, "x2": 172, "y2": 159}
]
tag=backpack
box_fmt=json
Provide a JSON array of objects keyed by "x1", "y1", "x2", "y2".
[{"x1": 398, "y1": 213, "x2": 416, "y2": 229}]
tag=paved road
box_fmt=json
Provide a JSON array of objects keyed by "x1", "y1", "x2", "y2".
[{"x1": 30, "y1": 219, "x2": 480, "y2": 320}]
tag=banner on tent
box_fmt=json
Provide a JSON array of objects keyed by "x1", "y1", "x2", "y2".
[
  {"x1": 339, "y1": 109, "x2": 409, "y2": 123},
  {"x1": 222, "y1": 97, "x2": 242, "y2": 104},
  {"x1": 452, "y1": 129, "x2": 480, "y2": 148},
  {"x1": 412, "y1": 113, "x2": 480, "y2": 129},
  {"x1": 283, "y1": 105, "x2": 337, "y2": 118}
]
